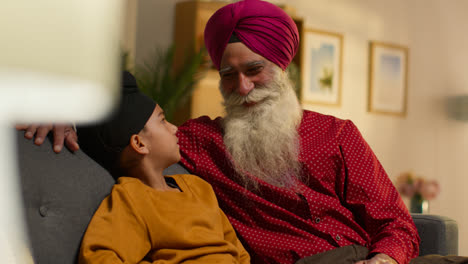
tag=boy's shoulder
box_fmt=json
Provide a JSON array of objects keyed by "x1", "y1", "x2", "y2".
[
  {"x1": 111, "y1": 175, "x2": 213, "y2": 196},
  {"x1": 99, "y1": 177, "x2": 151, "y2": 210},
  {"x1": 115, "y1": 176, "x2": 141, "y2": 185},
  {"x1": 112, "y1": 177, "x2": 145, "y2": 193},
  {"x1": 169, "y1": 173, "x2": 208, "y2": 185},
  {"x1": 169, "y1": 174, "x2": 214, "y2": 192}
]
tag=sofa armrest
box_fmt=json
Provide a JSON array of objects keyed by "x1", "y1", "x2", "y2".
[{"x1": 411, "y1": 213, "x2": 458, "y2": 256}]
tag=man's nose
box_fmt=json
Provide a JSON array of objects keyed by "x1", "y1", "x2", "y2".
[{"x1": 237, "y1": 73, "x2": 254, "y2": 96}]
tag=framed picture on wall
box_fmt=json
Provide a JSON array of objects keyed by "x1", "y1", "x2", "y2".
[
  {"x1": 301, "y1": 28, "x2": 343, "y2": 106},
  {"x1": 368, "y1": 41, "x2": 409, "y2": 116}
]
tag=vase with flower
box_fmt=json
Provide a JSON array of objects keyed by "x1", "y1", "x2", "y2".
[{"x1": 395, "y1": 171, "x2": 440, "y2": 214}]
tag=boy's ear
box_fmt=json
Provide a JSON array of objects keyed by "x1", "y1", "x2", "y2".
[{"x1": 129, "y1": 134, "x2": 149, "y2": 155}]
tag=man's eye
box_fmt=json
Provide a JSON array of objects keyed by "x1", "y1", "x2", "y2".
[
  {"x1": 221, "y1": 72, "x2": 235, "y2": 79},
  {"x1": 247, "y1": 66, "x2": 262, "y2": 75}
]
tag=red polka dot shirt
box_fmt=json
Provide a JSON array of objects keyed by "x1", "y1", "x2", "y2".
[{"x1": 177, "y1": 110, "x2": 420, "y2": 264}]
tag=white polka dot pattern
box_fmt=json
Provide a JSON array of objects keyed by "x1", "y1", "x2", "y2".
[{"x1": 177, "y1": 110, "x2": 420, "y2": 264}]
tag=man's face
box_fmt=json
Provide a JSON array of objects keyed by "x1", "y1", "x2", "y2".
[{"x1": 219, "y1": 42, "x2": 275, "y2": 105}]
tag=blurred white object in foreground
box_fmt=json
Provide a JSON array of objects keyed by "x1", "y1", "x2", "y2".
[{"x1": 0, "y1": 0, "x2": 124, "y2": 262}]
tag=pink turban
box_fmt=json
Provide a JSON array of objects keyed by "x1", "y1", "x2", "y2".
[{"x1": 204, "y1": 0, "x2": 299, "y2": 71}]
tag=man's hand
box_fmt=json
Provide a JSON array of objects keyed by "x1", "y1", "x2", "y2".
[
  {"x1": 355, "y1": 253, "x2": 398, "y2": 264},
  {"x1": 16, "y1": 124, "x2": 79, "y2": 153}
]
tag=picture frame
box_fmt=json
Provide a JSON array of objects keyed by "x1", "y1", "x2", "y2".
[
  {"x1": 368, "y1": 41, "x2": 409, "y2": 116},
  {"x1": 301, "y1": 28, "x2": 343, "y2": 106}
]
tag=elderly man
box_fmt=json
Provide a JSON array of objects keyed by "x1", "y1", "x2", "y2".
[
  {"x1": 176, "y1": 1, "x2": 419, "y2": 264},
  {"x1": 19, "y1": 0, "x2": 422, "y2": 263}
]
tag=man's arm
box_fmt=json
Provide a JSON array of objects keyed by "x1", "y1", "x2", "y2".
[
  {"x1": 336, "y1": 120, "x2": 419, "y2": 264},
  {"x1": 16, "y1": 124, "x2": 79, "y2": 153}
]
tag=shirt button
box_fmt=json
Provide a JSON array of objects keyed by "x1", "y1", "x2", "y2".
[
  {"x1": 315, "y1": 217, "x2": 321, "y2": 223},
  {"x1": 335, "y1": 235, "x2": 341, "y2": 241}
]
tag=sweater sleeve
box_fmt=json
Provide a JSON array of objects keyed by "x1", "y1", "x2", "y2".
[
  {"x1": 78, "y1": 184, "x2": 151, "y2": 264},
  {"x1": 219, "y1": 209, "x2": 251, "y2": 264},
  {"x1": 336, "y1": 120, "x2": 420, "y2": 264}
]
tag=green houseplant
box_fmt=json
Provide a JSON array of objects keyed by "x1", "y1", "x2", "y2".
[{"x1": 127, "y1": 45, "x2": 207, "y2": 122}]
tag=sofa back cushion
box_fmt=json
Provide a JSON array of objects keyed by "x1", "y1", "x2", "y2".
[{"x1": 17, "y1": 130, "x2": 115, "y2": 264}]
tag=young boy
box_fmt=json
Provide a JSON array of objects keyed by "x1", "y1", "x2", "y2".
[{"x1": 78, "y1": 72, "x2": 250, "y2": 264}]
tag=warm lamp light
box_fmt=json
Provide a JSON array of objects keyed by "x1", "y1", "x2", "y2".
[{"x1": 0, "y1": 0, "x2": 124, "y2": 262}]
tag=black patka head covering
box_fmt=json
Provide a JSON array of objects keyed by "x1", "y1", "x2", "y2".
[{"x1": 77, "y1": 71, "x2": 156, "y2": 178}]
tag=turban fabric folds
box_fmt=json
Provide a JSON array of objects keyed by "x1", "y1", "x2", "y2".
[{"x1": 204, "y1": 0, "x2": 299, "y2": 70}]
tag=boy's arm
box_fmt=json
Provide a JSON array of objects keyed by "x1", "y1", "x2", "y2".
[
  {"x1": 79, "y1": 185, "x2": 151, "y2": 264},
  {"x1": 220, "y1": 210, "x2": 251, "y2": 264}
]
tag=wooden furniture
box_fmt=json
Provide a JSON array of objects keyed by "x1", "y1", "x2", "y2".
[{"x1": 172, "y1": 0, "x2": 304, "y2": 125}]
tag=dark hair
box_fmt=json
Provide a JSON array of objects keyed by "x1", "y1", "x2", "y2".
[{"x1": 76, "y1": 71, "x2": 156, "y2": 179}]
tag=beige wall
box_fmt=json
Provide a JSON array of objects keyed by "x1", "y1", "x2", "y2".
[
  {"x1": 132, "y1": 0, "x2": 468, "y2": 255},
  {"x1": 133, "y1": 0, "x2": 187, "y2": 66}
]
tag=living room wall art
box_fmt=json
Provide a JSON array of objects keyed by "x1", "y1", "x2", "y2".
[
  {"x1": 301, "y1": 28, "x2": 343, "y2": 106},
  {"x1": 368, "y1": 41, "x2": 409, "y2": 116}
]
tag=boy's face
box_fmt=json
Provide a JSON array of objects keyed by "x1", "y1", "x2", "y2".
[{"x1": 139, "y1": 105, "x2": 180, "y2": 167}]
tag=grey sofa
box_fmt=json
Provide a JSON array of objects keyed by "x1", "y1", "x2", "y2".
[{"x1": 16, "y1": 130, "x2": 458, "y2": 264}]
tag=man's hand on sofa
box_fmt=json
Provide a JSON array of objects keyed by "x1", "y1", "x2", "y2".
[
  {"x1": 16, "y1": 124, "x2": 79, "y2": 153},
  {"x1": 355, "y1": 253, "x2": 398, "y2": 264}
]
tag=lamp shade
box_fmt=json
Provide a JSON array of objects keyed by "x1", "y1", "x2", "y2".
[
  {"x1": 0, "y1": 0, "x2": 124, "y2": 123},
  {"x1": 0, "y1": 1, "x2": 124, "y2": 263}
]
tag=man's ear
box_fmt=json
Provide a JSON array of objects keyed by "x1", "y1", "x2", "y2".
[{"x1": 129, "y1": 134, "x2": 149, "y2": 155}]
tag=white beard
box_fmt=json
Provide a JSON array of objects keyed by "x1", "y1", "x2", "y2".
[{"x1": 221, "y1": 67, "x2": 303, "y2": 190}]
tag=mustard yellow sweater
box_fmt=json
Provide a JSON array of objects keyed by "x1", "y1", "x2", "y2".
[{"x1": 79, "y1": 174, "x2": 250, "y2": 264}]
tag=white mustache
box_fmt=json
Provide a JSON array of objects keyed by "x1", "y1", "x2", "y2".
[{"x1": 223, "y1": 86, "x2": 280, "y2": 108}]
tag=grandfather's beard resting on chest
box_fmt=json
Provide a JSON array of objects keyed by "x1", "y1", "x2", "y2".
[{"x1": 221, "y1": 68, "x2": 303, "y2": 190}]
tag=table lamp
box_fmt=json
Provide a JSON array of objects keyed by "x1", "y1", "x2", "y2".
[{"x1": 0, "y1": 0, "x2": 124, "y2": 262}]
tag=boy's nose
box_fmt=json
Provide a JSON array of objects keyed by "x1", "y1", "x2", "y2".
[{"x1": 169, "y1": 122, "x2": 178, "y2": 134}]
